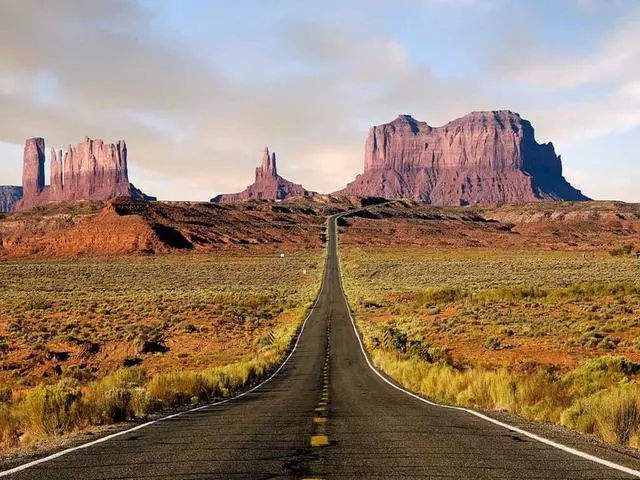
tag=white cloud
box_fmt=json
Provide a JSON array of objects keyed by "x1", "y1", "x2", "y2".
[{"x1": 492, "y1": 7, "x2": 640, "y2": 90}]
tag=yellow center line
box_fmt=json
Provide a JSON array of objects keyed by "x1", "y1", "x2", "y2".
[
  {"x1": 313, "y1": 417, "x2": 327, "y2": 424},
  {"x1": 310, "y1": 434, "x2": 330, "y2": 447}
]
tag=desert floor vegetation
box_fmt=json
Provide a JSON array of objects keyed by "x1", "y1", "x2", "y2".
[
  {"x1": 0, "y1": 252, "x2": 321, "y2": 451},
  {"x1": 341, "y1": 246, "x2": 640, "y2": 449}
]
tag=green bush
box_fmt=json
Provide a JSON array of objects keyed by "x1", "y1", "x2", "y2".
[{"x1": 483, "y1": 337, "x2": 501, "y2": 350}]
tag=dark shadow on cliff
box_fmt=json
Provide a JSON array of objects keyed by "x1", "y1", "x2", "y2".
[
  {"x1": 150, "y1": 224, "x2": 193, "y2": 249},
  {"x1": 528, "y1": 173, "x2": 591, "y2": 202}
]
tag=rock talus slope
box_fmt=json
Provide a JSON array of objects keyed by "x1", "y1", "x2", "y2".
[
  {"x1": 14, "y1": 137, "x2": 154, "y2": 211},
  {"x1": 337, "y1": 111, "x2": 589, "y2": 205},
  {"x1": 212, "y1": 147, "x2": 312, "y2": 203}
]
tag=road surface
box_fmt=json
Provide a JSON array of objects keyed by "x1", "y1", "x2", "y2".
[{"x1": 3, "y1": 214, "x2": 640, "y2": 479}]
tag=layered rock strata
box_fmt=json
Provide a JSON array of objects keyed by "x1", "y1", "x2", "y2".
[
  {"x1": 14, "y1": 137, "x2": 155, "y2": 211},
  {"x1": 336, "y1": 111, "x2": 589, "y2": 205}
]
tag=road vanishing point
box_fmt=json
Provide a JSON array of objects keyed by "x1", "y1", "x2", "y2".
[{"x1": 3, "y1": 214, "x2": 640, "y2": 479}]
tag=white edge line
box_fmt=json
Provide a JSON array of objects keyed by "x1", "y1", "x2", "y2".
[
  {"x1": 332, "y1": 214, "x2": 640, "y2": 479},
  {"x1": 0, "y1": 235, "x2": 332, "y2": 478}
]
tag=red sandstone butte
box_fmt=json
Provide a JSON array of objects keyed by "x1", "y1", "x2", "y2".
[
  {"x1": 14, "y1": 137, "x2": 155, "y2": 211},
  {"x1": 335, "y1": 111, "x2": 589, "y2": 205},
  {"x1": 211, "y1": 147, "x2": 312, "y2": 203}
]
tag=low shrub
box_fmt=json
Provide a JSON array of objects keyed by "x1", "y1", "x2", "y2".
[
  {"x1": 483, "y1": 337, "x2": 501, "y2": 350},
  {"x1": 563, "y1": 385, "x2": 640, "y2": 446},
  {"x1": 16, "y1": 378, "x2": 82, "y2": 440},
  {"x1": 609, "y1": 244, "x2": 635, "y2": 257},
  {"x1": 417, "y1": 287, "x2": 463, "y2": 305},
  {"x1": 0, "y1": 405, "x2": 19, "y2": 449}
]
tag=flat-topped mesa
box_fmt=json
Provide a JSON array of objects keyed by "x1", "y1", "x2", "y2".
[
  {"x1": 14, "y1": 137, "x2": 155, "y2": 211},
  {"x1": 337, "y1": 110, "x2": 589, "y2": 205},
  {"x1": 212, "y1": 146, "x2": 313, "y2": 203}
]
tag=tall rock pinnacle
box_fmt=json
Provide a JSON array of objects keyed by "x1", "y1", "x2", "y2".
[
  {"x1": 22, "y1": 138, "x2": 45, "y2": 197},
  {"x1": 50, "y1": 147, "x2": 63, "y2": 193},
  {"x1": 212, "y1": 147, "x2": 312, "y2": 203},
  {"x1": 257, "y1": 146, "x2": 278, "y2": 179}
]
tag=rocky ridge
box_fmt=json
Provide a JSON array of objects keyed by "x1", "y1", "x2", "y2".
[
  {"x1": 1, "y1": 198, "x2": 636, "y2": 258},
  {"x1": 212, "y1": 147, "x2": 312, "y2": 203},
  {"x1": 336, "y1": 111, "x2": 589, "y2": 205}
]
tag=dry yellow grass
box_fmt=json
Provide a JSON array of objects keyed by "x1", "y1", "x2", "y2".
[
  {"x1": 341, "y1": 246, "x2": 640, "y2": 448},
  {"x1": 0, "y1": 252, "x2": 322, "y2": 450}
]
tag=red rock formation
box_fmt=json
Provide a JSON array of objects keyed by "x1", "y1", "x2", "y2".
[
  {"x1": 336, "y1": 111, "x2": 589, "y2": 205},
  {"x1": 50, "y1": 148, "x2": 63, "y2": 195},
  {"x1": 212, "y1": 147, "x2": 312, "y2": 203},
  {"x1": 14, "y1": 137, "x2": 155, "y2": 211},
  {"x1": 0, "y1": 186, "x2": 23, "y2": 213},
  {"x1": 22, "y1": 138, "x2": 45, "y2": 197}
]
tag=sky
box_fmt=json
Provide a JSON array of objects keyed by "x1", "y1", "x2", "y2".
[{"x1": 0, "y1": 0, "x2": 639, "y2": 201}]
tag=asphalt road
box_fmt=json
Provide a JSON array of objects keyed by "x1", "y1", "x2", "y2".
[{"x1": 4, "y1": 214, "x2": 640, "y2": 479}]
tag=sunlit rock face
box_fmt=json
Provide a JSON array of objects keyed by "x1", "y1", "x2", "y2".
[
  {"x1": 15, "y1": 137, "x2": 155, "y2": 211},
  {"x1": 336, "y1": 111, "x2": 589, "y2": 205}
]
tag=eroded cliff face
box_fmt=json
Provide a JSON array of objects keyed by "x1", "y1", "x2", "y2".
[
  {"x1": 14, "y1": 137, "x2": 155, "y2": 211},
  {"x1": 0, "y1": 186, "x2": 23, "y2": 213},
  {"x1": 212, "y1": 147, "x2": 312, "y2": 203},
  {"x1": 337, "y1": 111, "x2": 589, "y2": 205}
]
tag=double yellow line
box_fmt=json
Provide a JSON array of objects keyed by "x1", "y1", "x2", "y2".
[{"x1": 310, "y1": 323, "x2": 331, "y2": 448}]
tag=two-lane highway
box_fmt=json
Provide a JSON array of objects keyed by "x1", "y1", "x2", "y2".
[{"x1": 3, "y1": 214, "x2": 640, "y2": 479}]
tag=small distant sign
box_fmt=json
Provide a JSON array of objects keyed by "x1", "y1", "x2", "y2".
[
  {"x1": 303, "y1": 269, "x2": 307, "y2": 275},
  {"x1": 280, "y1": 253, "x2": 285, "y2": 258}
]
